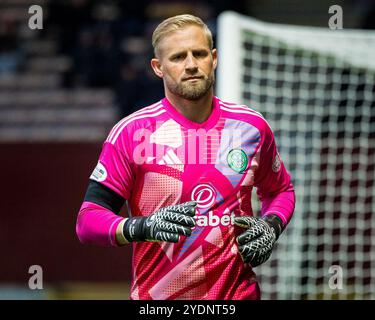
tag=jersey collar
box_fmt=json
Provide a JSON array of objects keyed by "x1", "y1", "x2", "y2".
[{"x1": 162, "y1": 96, "x2": 221, "y2": 130}]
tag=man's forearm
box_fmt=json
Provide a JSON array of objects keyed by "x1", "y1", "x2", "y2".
[
  {"x1": 76, "y1": 201, "x2": 125, "y2": 247},
  {"x1": 261, "y1": 183, "x2": 295, "y2": 226}
]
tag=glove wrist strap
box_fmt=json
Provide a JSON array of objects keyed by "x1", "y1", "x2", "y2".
[
  {"x1": 263, "y1": 214, "x2": 284, "y2": 240},
  {"x1": 123, "y1": 217, "x2": 146, "y2": 242}
]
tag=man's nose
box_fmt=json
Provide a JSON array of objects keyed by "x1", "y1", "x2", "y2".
[{"x1": 185, "y1": 54, "x2": 198, "y2": 72}]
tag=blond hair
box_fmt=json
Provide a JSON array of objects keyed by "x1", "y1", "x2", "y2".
[{"x1": 152, "y1": 14, "x2": 213, "y2": 57}]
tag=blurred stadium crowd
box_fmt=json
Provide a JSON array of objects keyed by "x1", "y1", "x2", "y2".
[
  {"x1": 44, "y1": 0, "x2": 225, "y2": 116},
  {"x1": 1, "y1": 0, "x2": 374, "y2": 142},
  {"x1": 0, "y1": 0, "x2": 246, "y2": 142}
]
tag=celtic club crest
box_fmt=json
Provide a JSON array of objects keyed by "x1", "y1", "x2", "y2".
[{"x1": 227, "y1": 149, "x2": 248, "y2": 173}]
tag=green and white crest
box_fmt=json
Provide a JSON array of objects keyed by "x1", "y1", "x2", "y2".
[{"x1": 227, "y1": 149, "x2": 248, "y2": 173}]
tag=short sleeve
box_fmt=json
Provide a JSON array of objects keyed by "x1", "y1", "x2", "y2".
[{"x1": 89, "y1": 142, "x2": 134, "y2": 200}]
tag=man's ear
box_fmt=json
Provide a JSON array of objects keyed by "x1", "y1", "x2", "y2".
[
  {"x1": 151, "y1": 58, "x2": 163, "y2": 78},
  {"x1": 212, "y1": 48, "x2": 218, "y2": 70}
]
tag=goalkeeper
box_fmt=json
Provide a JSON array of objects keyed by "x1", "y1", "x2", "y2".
[{"x1": 76, "y1": 14, "x2": 295, "y2": 300}]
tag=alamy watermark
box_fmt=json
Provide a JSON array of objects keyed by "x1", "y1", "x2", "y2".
[
  {"x1": 28, "y1": 5, "x2": 43, "y2": 30},
  {"x1": 328, "y1": 265, "x2": 343, "y2": 290},
  {"x1": 28, "y1": 265, "x2": 43, "y2": 290},
  {"x1": 128, "y1": 124, "x2": 253, "y2": 176},
  {"x1": 328, "y1": 5, "x2": 343, "y2": 30}
]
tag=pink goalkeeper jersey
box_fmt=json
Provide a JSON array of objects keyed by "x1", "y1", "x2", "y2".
[{"x1": 88, "y1": 96, "x2": 294, "y2": 300}]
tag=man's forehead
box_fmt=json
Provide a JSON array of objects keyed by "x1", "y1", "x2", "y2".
[{"x1": 158, "y1": 25, "x2": 210, "y2": 54}]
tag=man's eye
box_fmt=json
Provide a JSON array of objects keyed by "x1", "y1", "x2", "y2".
[
  {"x1": 172, "y1": 55, "x2": 184, "y2": 61},
  {"x1": 195, "y1": 51, "x2": 207, "y2": 58}
]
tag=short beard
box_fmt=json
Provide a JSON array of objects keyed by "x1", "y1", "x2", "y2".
[{"x1": 168, "y1": 74, "x2": 215, "y2": 101}]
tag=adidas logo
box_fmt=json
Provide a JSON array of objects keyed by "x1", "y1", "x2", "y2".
[
  {"x1": 159, "y1": 149, "x2": 182, "y2": 165},
  {"x1": 146, "y1": 149, "x2": 183, "y2": 165}
]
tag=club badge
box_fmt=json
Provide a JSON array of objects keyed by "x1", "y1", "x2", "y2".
[{"x1": 227, "y1": 148, "x2": 248, "y2": 173}]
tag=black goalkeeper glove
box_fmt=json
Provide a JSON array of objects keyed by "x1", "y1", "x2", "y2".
[
  {"x1": 122, "y1": 201, "x2": 197, "y2": 243},
  {"x1": 234, "y1": 215, "x2": 284, "y2": 268}
]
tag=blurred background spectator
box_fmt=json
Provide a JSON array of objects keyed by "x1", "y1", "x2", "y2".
[{"x1": 1, "y1": 0, "x2": 371, "y2": 128}]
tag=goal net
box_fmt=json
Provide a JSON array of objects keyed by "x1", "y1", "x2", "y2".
[{"x1": 217, "y1": 11, "x2": 375, "y2": 300}]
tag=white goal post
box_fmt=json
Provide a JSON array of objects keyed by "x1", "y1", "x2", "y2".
[{"x1": 217, "y1": 11, "x2": 375, "y2": 300}]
